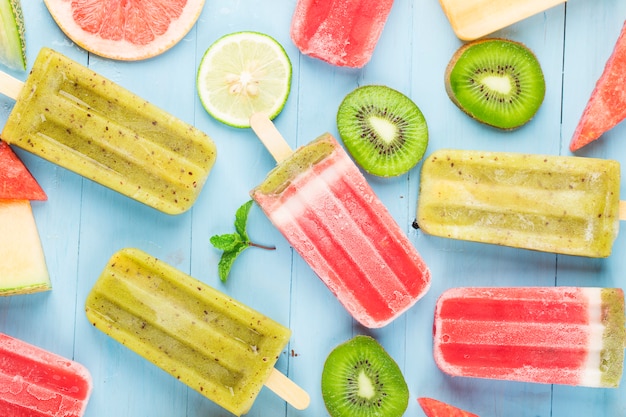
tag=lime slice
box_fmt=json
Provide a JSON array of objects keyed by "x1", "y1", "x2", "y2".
[
  {"x1": 0, "y1": 0, "x2": 26, "y2": 70},
  {"x1": 197, "y1": 31, "x2": 292, "y2": 128}
]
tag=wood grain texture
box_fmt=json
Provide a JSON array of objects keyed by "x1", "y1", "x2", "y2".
[{"x1": 0, "y1": 0, "x2": 625, "y2": 416}]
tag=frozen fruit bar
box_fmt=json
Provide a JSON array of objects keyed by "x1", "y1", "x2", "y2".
[
  {"x1": 416, "y1": 149, "x2": 621, "y2": 257},
  {"x1": 439, "y1": 0, "x2": 566, "y2": 41},
  {"x1": 0, "y1": 332, "x2": 92, "y2": 416},
  {"x1": 290, "y1": 0, "x2": 394, "y2": 68},
  {"x1": 250, "y1": 114, "x2": 430, "y2": 328},
  {"x1": 1, "y1": 47, "x2": 216, "y2": 215},
  {"x1": 433, "y1": 287, "x2": 626, "y2": 387},
  {"x1": 85, "y1": 248, "x2": 305, "y2": 416}
]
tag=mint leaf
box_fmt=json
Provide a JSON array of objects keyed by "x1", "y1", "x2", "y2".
[
  {"x1": 217, "y1": 243, "x2": 247, "y2": 282},
  {"x1": 210, "y1": 233, "x2": 243, "y2": 251},
  {"x1": 235, "y1": 200, "x2": 253, "y2": 240},
  {"x1": 210, "y1": 200, "x2": 275, "y2": 282}
]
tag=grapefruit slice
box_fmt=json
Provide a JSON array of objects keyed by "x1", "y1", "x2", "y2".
[
  {"x1": 418, "y1": 398, "x2": 480, "y2": 417},
  {"x1": 570, "y1": 21, "x2": 626, "y2": 151},
  {"x1": 0, "y1": 141, "x2": 46, "y2": 201},
  {"x1": 43, "y1": 0, "x2": 205, "y2": 61}
]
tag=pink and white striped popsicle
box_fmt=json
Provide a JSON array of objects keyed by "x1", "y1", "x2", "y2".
[
  {"x1": 433, "y1": 287, "x2": 626, "y2": 387},
  {"x1": 250, "y1": 114, "x2": 430, "y2": 328}
]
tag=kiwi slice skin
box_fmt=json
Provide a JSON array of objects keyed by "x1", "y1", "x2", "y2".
[
  {"x1": 337, "y1": 85, "x2": 428, "y2": 177},
  {"x1": 445, "y1": 38, "x2": 545, "y2": 130},
  {"x1": 321, "y1": 335, "x2": 409, "y2": 417}
]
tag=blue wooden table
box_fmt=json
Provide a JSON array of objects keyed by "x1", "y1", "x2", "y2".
[{"x1": 1, "y1": 1, "x2": 626, "y2": 416}]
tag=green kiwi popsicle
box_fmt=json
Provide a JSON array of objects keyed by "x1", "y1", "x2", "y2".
[
  {"x1": 0, "y1": 47, "x2": 216, "y2": 214},
  {"x1": 416, "y1": 149, "x2": 622, "y2": 257},
  {"x1": 85, "y1": 248, "x2": 309, "y2": 416}
]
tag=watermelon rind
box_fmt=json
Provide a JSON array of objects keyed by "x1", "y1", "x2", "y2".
[{"x1": 0, "y1": 0, "x2": 26, "y2": 70}]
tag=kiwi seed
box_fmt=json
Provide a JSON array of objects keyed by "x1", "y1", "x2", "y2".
[
  {"x1": 337, "y1": 85, "x2": 428, "y2": 177},
  {"x1": 321, "y1": 335, "x2": 409, "y2": 417},
  {"x1": 445, "y1": 38, "x2": 546, "y2": 130}
]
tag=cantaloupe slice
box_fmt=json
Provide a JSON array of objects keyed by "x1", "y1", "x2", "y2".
[
  {"x1": 570, "y1": 21, "x2": 626, "y2": 152},
  {"x1": 0, "y1": 200, "x2": 50, "y2": 295},
  {"x1": 0, "y1": 141, "x2": 50, "y2": 295}
]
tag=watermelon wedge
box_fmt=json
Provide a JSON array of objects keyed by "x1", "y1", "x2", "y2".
[
  {"x1": 0, "y1": 140, "x2": 50, "y2": 295},
  {"x1": 570, "y1": 21, "x2": 626, "y2": 152},
  {"x1": 0, "y1": 141, "x2": 46, "y2": 200},
  {"x1": 418, "y1": 398, "x2": 480, "y2": 417}
]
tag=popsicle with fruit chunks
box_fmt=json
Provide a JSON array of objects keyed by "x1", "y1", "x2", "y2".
[
  {"x1": 290, "y1": 0, "x2": 394, "y2": 68},
  {"x1": 0, "y1": 141, "x2": 50, "y2": 295},
  {"x1": 85, "y1": 248, "x2": 309, "y2": 416},
  {"x1": 0, "y1": 47, "x2": 216, "y2": 215},
  {"x1": 416, "y1": 149, "x2": 622, "y2": 258},
  {"x1": 433, "y1": 287, "x2": 626, "y2": 387},
  {"x1": 249, "y1": 113, "x2": 431, "y2": 329},
  {"x1": 438, "y1": 0, "x2": 565, "y2": 41},
  {"x1": 0, "y1": 332, "x2": 92, "y2": 416},
  {"x1": 570, "y1": 20, "x2": 626, "y2": 151}
]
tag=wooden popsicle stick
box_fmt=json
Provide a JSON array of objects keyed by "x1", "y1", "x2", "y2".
[
  {"x1": 265, "y1": 368, "x2": 310, "y2": 410},
  {"x1": 620, "y1": 201, "x2": 626, "y2": 221},
  {"x1": 439, "y1": 0, "x2": 566, "y2": 40},
  {"x1": 250, "y1": 112, "x2": 293, "y2": 163},
  {"x1": 0, "y1": 70, "x2": 23, "y2": 100}
]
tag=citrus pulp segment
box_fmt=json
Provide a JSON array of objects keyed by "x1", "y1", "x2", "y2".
[
  {"x1": 0, "y1": 0, "x2": 26, "y2": 70},
  {"x1": 43, "y1": 0, "x2": 205, "y2": 61},
  {"x1": 197, "y1": 31, "x2": 292, "y2": 128}
]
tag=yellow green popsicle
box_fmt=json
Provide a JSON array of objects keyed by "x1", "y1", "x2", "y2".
[
  {"x1": 0, "y1": 48, "x2": 216, "y2": 215},
  {"x1": 416, "y1": 149, "x2": 622, "y2": 257},
  {"x1": 85, "y1": 248, "x2": 308, "y2": 416}
]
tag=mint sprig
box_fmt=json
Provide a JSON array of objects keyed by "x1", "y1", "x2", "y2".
[{"x1": 210, "y1": 200, "x2": 275, "y2": 282}]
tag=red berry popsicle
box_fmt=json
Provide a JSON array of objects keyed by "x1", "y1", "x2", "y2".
[
  {"x1": 249, "y1": 113, "x2": 431, "y2": 328},
  {"x1": 290, "y1": 0, "x2": 394, "y2": 68},
  {"x1": 0, "y1": 332, "x2": 92, "y2": 416},
  {"x1": 433, "y1": 287, "x2": 626, "y2": 387}
]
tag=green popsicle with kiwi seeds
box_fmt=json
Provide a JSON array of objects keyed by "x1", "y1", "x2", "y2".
[
  {"x1": 1, "y1": 47, "x2": 216, "y2": 214},
  {"x1": 85, "y1": 248, "x2": 309, "y2": 416}
]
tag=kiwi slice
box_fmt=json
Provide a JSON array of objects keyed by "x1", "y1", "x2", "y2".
[
  {"x1": 445, "y1": 38, "x2": 545, "y2": 130},
  {"x1": 321, "y1": 335, "x2": 409, "y2": 417},
  {"x1": 337, "y1": 85, "x2": 428, "y2": 177}
]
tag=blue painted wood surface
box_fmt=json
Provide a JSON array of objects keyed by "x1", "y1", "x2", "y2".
[{"x1": 1, "y1": 1, "x2": 626, "y2": 416}]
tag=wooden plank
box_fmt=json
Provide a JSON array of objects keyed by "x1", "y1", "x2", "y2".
[{"x1": 0, "y1": 0, "x2": 623, "y2": 416}]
